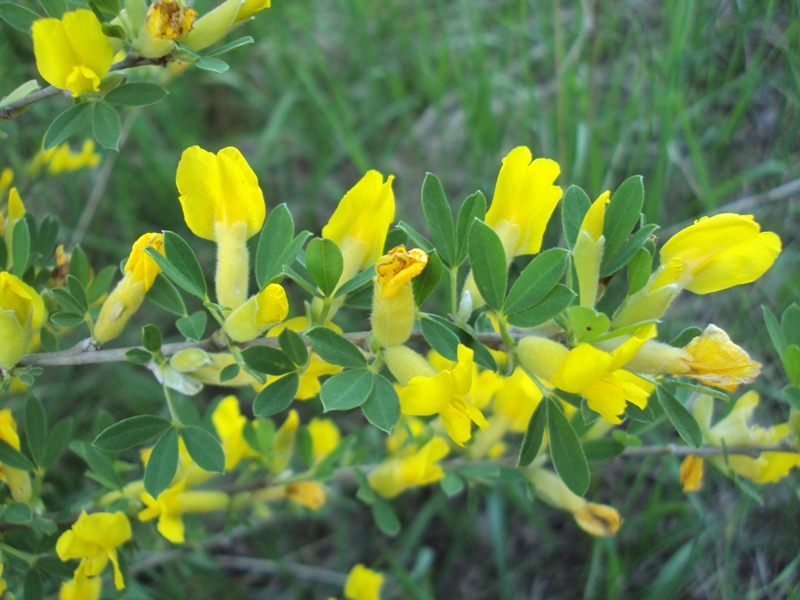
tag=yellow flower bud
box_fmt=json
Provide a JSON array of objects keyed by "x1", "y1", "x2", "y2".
[
  {"x1": 370, "y1": 246, "x2": 427, "y2": 348},
  {"x1": 368, "y1": 437, "x2": 449, "y2": 498},
  {"x1": 183, "y1": 0, "x2": 243, "y2": 51},
  {"x1": 236, "y1": 0, "x2": 269, "y2": 22},
  {"x1": 0, "y1": 272, "x2": 44, "y2": 370},
  {"x1": 223, "y1": 283, "x2": 289, "y2": 342},
  {"x1": 679, "y1": 455, "x2": 704, "y2": 492},
  {"x1": 285, "y1": 481, "x2": 326, "y2": 510},
  {"x1": 515, "y1": 336, "x2": 569, "y2": 382},
  {"x1": 573, "y1": 503, "x2": 622, "y2": 537},
  {"x1": 169, "y1": 348, "x2": 213, "y2": 372},
  {"x1": 573, "y1": 191, "x2": 609, "y2": 308},
  {"x1": 383, "y1": 345, "x2": 437, "y2": 386},
  {"x1": 0, "y1": 409, "x2": 33, "y2": 502}
]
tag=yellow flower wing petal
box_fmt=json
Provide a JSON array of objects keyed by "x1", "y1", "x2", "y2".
[
  {"x1": 452, "y1": 345, "x2": 475, "y2": 395},
  {"x1": 62, "y1": 10, "x2": 113, "y2": 82},
  {"x1": 216, "y1": 147, "x2": 265, "y2": 237},
  {"x1": 552, "y1": 343, "x2": 613, "y2": 394},
  {"x1": 439, "y1": 401, "x2": 475, "y2": 446},
  {"x1": 607, "y1": 324, "x2": 656, "y2": 372},
  {"x1": 157, "y1": 511, "x2": 186, "y2": 543},
  {"x1": 32, "y1": 17, "x2": 76, "y2": 90},
  {"x1": 177, "y1": 146, "x2": 222, "y2": 240},
  {"x1": 582, "y1": 378, "x2": 627, "y2": 424},
  {"x1": 660, "y1": 213, "x2": 760, "y2": 264},
  {"x1": 256, "y1": 283, "x2": 289, "y2": 324},
  {"x1": 400, "y1": 371, "x2": 453, "y2": 416}
]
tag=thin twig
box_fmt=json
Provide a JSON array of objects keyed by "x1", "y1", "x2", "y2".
[{"x1": 212, "y1": 555, "x2": 347, "y2": 586}]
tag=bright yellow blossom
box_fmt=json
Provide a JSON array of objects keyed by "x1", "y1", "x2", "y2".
[
  {"x1": 176, "y1": 146, "x2": 265, "y2": 311},
  {"x1": 236, "y1": 0, "x2": 270, "y2": 22},
  {"x1": 212, "y1": 395, "x2": 259, "y2": 470},
  {"x1": 285, "y1": 481, "x2": 326, "y2": 510},
  {"x1": 368, "y1": 436, "x2": 449, "y2": 498},
  {"x1": 0, "y1": 168, "x2": 12, "y2": 200},
  {"x1": 56, "y1": 511, "x2": 132, "y2": 590},
  {"x1": 59, "y1": 575, "x2": 102, "y2": 600},
  {"x1": 679, "y1": 455, "x2": 704, "y2": 492},
  {"x1": 399, "y1": 345, "x2": 488, "y2": 446},
  {"x1": 138, "y1": 480, "x2": 229, "y2": 543},
  {"x1": 94, "y1": 233, "x2": 165, "y2": 343},
  {"x1": 0, "y1": 409, "x2": 32, "y2": 502},
  {"x1": 0, "y1": 272, "x2": 45, "y2": 370},
  {"x1": 343, "y1": 564, "x2": 385, "y2": 600},
  {"x1": 223, "y1": 283, "x2": 289, "y2": 342},
  {"x1": 308, "y1": 418, "x2": 341, "y2": 465},
  {"x1": 29, "y1": 140, "x2": 101, "y2": 176},
  {"x1": 32, "y1": 10, "x2": 113, "y2": 97}
]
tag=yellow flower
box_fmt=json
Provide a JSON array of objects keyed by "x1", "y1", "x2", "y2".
[
  {"x1": 371, "y1": 245, "x2": 428, "y2": 347},
  {"x1": 236, "y1": 0, "x2": 270, "y2": 22},
  {"x1": 0, "y1": 167, "x2": 12, "y2": 201},
  {"x1": 529, "y1": 468, "x2": 621, "y2": 537},
  {"x1": 285, "y1": 481, "x2": 326, "y2": 510},
  {"x1": 0, "y1": 271, "x2": 45, "y2": 370},
  {"x1": 492, "y1": 367, "x2": 543, "y2": 432},
  {"x1": 146, "y1": 0, "x2": 197, "y2": 40},
  {"x1": 30, "y1": 140, "x2": 102, "y2": 176},
  {"x1": 138, "y1": 481, "x2": 229, "y2": 543},
  {"x1": 176, "y1": 146, "x2": 265, "y2": 311},
  {"x1": 484, "y1": 147, "x2": 562, "y2": 259},
  {"x1": 399, "y1": 345, "x2": 488, "y2": 446},
  {"x1": 223, "y1": 283, "x2": 289, "y2": 342},
  {"x1": 94, "y1": 233, "x2": 165, "y2": 343},
  {"x1": 0, "y1": 409, "x2": 32, "y2": 502},
  {"x1": 183, "y1": 0, "x2": 243, "y2": 51},
  {"x1": 59, "y1": 575, "x2": 102, "y2": 600},
  {"x1": 344, "y1": 564, "x2": 385, "y2": 600},
  {"x1": 573, "y1": 191, "x2": 610, "y2": 307},
  {"x1": 679, "y1": 455, "x2": 704, "y2": 492},
  {"x1": 368, "y1": 436, "x2": 449, "y2": 499},
  {"x1": 212, "y1": 395, "x2": 259, "y2": 470},
  {"x1": 56, "y1": 511, "x2": 132, "y2": 590},
  {"x1": 659, "y1": 213, "x2": 781, "y2": 294},
  {"x1": 308, "y1": 418, "x2": 341, "y2": 465},
  {"x1": 32, "y1": 10, "x2": 113, "y2": 97},
  {"x1": 677, "y1": 324, "x2": 761, "y2": 391}
]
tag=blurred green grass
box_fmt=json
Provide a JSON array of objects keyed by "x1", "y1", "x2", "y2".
[{"x1": 2, "y1": 0, "x2": 800, "y2": 597}]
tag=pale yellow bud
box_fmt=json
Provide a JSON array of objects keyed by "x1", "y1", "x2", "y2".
[
  {"x1": 0, "y1": 272, "x2": 43, "y2": 369},
  {"x1": 183, "y1": 0, "x2": 243, "y2": 51},
  {"x1": 515, "y1": 336, "x2": 569, "y2": 382},
  {"x1": 223, "y1": 283, "x2": 289, "y2": 342},
  {"x1": 383, "y1": 345, "x2": 437, "y2": 386},
  {"x1": 93, "y1": 276, "x2": 146, "y2": 344},
  {"x1": 169, "y1": 348, "x2": 213, "y2": 372}
]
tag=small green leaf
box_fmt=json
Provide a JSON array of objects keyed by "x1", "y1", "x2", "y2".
[
  {"x1": 419, "y1": 314, "x2": 459, "y2": 361},
  {"x1": 371, "y1": 497, "x2": 401, "y2": 536},
  {"x1": 11, "y1": 218, "x2": 30, "y2": 277},
  {"x1": 243, "y1": 418, "x2": 275, "y2": 455},
  {"x1": 196, "y1": 57, "x2": 229, "y2": 73},
  {"x1": 421, "y1": 173, "x2": 456, "y2": 266},
  {"x1": 306, "y1": 327, "x2": 367, "y2": 368},
  {"x1": 781, "y1": 304, "x2": 800, "y2": 347},
  {"x1": 146, "y1": 273, "x2": 187, "y2": 316},
  {"x1": 468, "y1": 219, "x2": 507, "y2": 310},
  {"x1": 669, "y1": 379, "x2": 729, "y2": 401},
  {"x1": 582, "y1": 439, "x2": 625, "y2": 461},
  {"x1": 144, "y1": 427, "x2": 179, "y2": 498},
  {"x1": 0, "y1": 438, "x2": 34, "y2": 471},
  {"x1": 781, "y1": 385, "x2": 800, "y2": 410},
  {"x1": 253, "y1": 373, "x2": 299, "y2": 416},
  {"x1": 141, "y1": 324, "x2": 162, "y2": 352},
  {"x1": 335, "y1": 265, "x2": 375, "y2": 298},
  {"x1": 561, "y1": 185, "x2": 592, "y2": 250},
  {"x1": 439, "y1": 471, "x2": 465, "y2": 497},
  {"x1": 626, "y1": 247, "x2": 652, "y2": 296},
  {"x1": 92, "y1": 101, "x2": 121, "y2": 150},
  {"x1": 783, "y1": 345, "x2": 800, "y2": 386},
  {"x1": 255, "y1": 205, "x2": 297, "y2": 287},
  {"x1": 206, "y1": 35, "x2": 255, "y2": 57},
  {"x1": 44, "y1": 417, "x2": 74, "y2": 468},
  {"x1": 37, "y1": 214, "x2": 59, "y2": 260},
  {"x1": 361, "y1": 373, "x2": 400, "y2": 433},
  {"x1": 125, "y1": 348, "x2": 152, "y2": 364},
  {"x1": 50, "y1": 286, "x2": 85, "y2": 314},
  {"x1": 5, "y1": 502, "x2": 33, "y2": 524},
  {"x1": 655, "y1": 387, "x2": 703, "y2": 448},
  {"x1": 283, "y1": 264, "x2": 322, "y2": 297},
  {"x1": 411, "y1": 250, "x2": 442, "y2": 306},
  {"x1": 181, "y1": 426, "x2": 225, "y2": 473},
  {"x1": 504, "y1": 248, "x2": 568, "y2": 315},
  {"x1": 69, "y1": 245, "x2": 91, "y2": 287},
  {"x1": 176, "y1": 311, "x2": 207, "y2": 340},
  {"x1": 505, "y1": 284, "x2": 575, "y2": 328},
  {"x1": 455, "y1": 190, "x2": 486, "y2": 264},
  {"x1": 43, "y1": 103, "x2": 90, "y2": 150},
  {"x1": 603, "y1": 175, "x2": 644, "y2": 260},
  {"x1": 601, "y1": 223, "x2": 658, "y2": 277},
  {"x1": 517, "y1": 401, "x2": 546, "y2": 467},
  {"x1": 305, "y1": 237, "x2": 343, "y2": 296},
  {"x1": 93, "y1": 415, "x2": 172, "y2": 451},
  {"x1": 547, "y1": 397, "x2": 590, "y2": 496},
  {"x1": 66, "y1": 274, "x2": 89, "y2": 312},
  {"x1": 278, "y1": 328, "x2": 308, "y2": 367},
  {"x1": 762, "y1": 305, "x2": 786, "y2": 358},
  {"x1": 395, "y1": 220, "x2": 434, "y2": 253},
  {"x1": 218, "y1": 363, "x2": 240, "y2": 382},
  {"x1": 320, "y1": 369, "x2": 374, "y2": 411},
  {"x1": 241, "y1": 345, "x2": 296, "y2": 375},
  {"x1": 104, "y1": 82, "x2": 168, "y2": 106},
  {"x1": 146, "y1": 231, "x2": 207, "y2": 299},
  {"x1": 24, "y1": 395, "x2": 47, "y2": 468},
  {"x1": 0, "y1": 1, "x2": 40, "y2": 32},
  {"x1": 50, "y1": 311, "x2": 84, "y2": 327},
  {"x1": 71, "y1": 441, "x2": 121, "y2": 489}
]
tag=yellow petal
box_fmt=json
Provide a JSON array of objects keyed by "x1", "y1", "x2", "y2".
[
  {"x1": 579, "y1": 191, "x2": 610, "y2": 242},
  {"x1": 400, "y1": 371, "x2": 453, "y2": 416},
  {"x1": 679, "y1": 455, "x2": 704, "y2": 492},
  {"x1": 573, "y1": 502, "x2": 621, "y2": 537},
  {"x1": 32, "y1": 17, "x2": 79, "y2": 90},
  {"x1": 451, "y1": 345, "x2": 475, "y2": 396},
  {"x1": 681, "y1": 324, "x2": 761, "y2": 391},
  {"x1": 124, "y1": 232, "x2": 164, "y2": 290},
  {"x1": 157, "y1": 512, "x2": 185, "y2": 543},
  {"x1": 62, "y1": 10, "x2": 113, "y2": 81},
  {"x1": 344, "y1": 564, "x2": 384, "y2": 600},
  {"x1": 485, "y1": 146, "x2": 562, "y2": 257},
  {"x1": 375, "y1": 245, "x2": 428, "y2": 298},
  {"x1": 552, "y1": 343, "x2": 613, "y2": 394},
  {"x1": 236, "y1": 0, "x2": 270, "y2": 22}
]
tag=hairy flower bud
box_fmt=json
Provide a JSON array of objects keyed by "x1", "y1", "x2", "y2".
[
  {"x1": 371, "y1": 245, "x2": 427, "y2": 347},
  {"x1": 223, "y1": 283, "x2": 289, "y2": 342},
  {"x1": 0, "y1": 272, "x2": 44, "y2": 370}
]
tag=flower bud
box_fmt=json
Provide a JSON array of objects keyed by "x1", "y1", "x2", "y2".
[
  {"x1": 183, "y1": 0, "x2": 243, "y2": 51},
  {"x1": 573, "y1": 191, "x2": 609, "y2": 307},
  {"x1": 169, "y1": 348, "x2": 213, "y2": 372},
  {"x1": 383, "y1": 345, "x2": 437, "y2": 386},
  {"x1": 0, "y1": 272, "x2": 44, "y2": 370},
  {"x1": 515, "y1": 336, "x2": 569, "y2": 382},
  {"x1": 223, "y1": 283, "x2": 289, "y2": 342},
  {"x1": 370, "y1": 245, "x2": 427, "y2": 347}
]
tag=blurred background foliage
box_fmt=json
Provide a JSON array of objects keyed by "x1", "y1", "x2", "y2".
[{"x1": 2, "y1": 0, "x2": 800, "y2": 597}]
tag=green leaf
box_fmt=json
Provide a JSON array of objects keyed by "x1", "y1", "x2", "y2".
[
  {"x1": 455, "y1": 190, "x2": 486, "y2": 264},
  {"x1": 601, "y1": 223, "x2": 659, "y2": 277},
  {"x1": 0, "y1": 2, "x2": 40, "y2": 33},
  {"x1": 104, "y1": 82, "x2": 168, "y2": 106},
  {"x1": 335, "y1": 265, "x2": 375, "y2": 298},
  {"x1": 505, "y1": 284, "x2": 575, "y2": 328},
  {"x1": 655, "y1": 387, "x2": 703, "y2": 448},
  {"x1": 36, "y1": 214, "x2": 59, "y2": 261},
  {"x1": 196, "y1": 57, "x2": 229, "y2": 73},
  {"x1": 439, "y1": 471, "x2": 465, "y2": 497},
  {"x1": 50, "y1": 311, "x2": 84, "y2": 328},
  {"x1": 255, "y1": 205, "x2": 295, "y2": 287},
  {"x1": 781, "y1": 304, "x2": 800, "y2": 347},
  {"x1": 603, "y1": 175, "x2": 644, "y2": 259},
  {"x1": 43, "y1": 103, "x2": 90, "y2": 150},
  {"x1": 219, "y1": 363, "x2": 240, "y2": 382},
  {"x1": 283, "y1": 264, "x2": 322, "y2": 297},
  {"x1": 312, "y1": 435, "x2": 353, "y2": 479},
  {"x1": 504, "y1": 248, "x2": 568, "y2": 314},
  {"x1": 71, "y1": 441, "x2": 121, "y2": 489},
  {"x1": 44, "y1": 417, "x2": 74, "y2": 468},
  {"x1": 146, "y1": 231, "x2": 207, "y2": 299},
  {"x1": 69, "y1": 245, "x2": 90, "y2": 287},
  {"x1": 144, "y1": 427, "x2": 179, "y2": 498},
  {"x1": 306, "y1": 327, "x2": 367, "y2": 368},
  {"x1": 568, "y1": 306, "x2": 610, "y2": 343},
  {"x1": 395, "y1": 221, "x2": 433, "y2": 252},
  {"x1": 371, "y1": 497, "x2": 401, "y2": 536},
  {"x1": 243, "y1": 418, "x2": 275, "y2": 455},
  {"x1": 411, "y1": 250, "x2": 442, "y2": 306},
  {"x1": 24, "y1": 395, "x2": 47, "y2": 467},
  {"x1": 206, "y1": 35, "x2": 255, "y2": 57},
  {"x1": 782, "y1": 385, "x2": 800, "y2": 410},
  {"x1": 125, "y1": 348, "x2": 152, "y2": 365},
  {"x1": 89, "y1": 0, "x2": 118, "y2": 16},
  {"x1": 67, "y1": 274, "x2": 90, "y2": 313},
  {"x1": 253, "y1": 373, "x2": 299, "y2": 416},
  {"x1": 146, "y1": 273, "x2": 187, "y2": 316},
  {"x1": 278, "y1": 328, "x2": 308, "y2": 367},
  {"x1": 50, "y1": 286, "x2": 85, "y2": 315},
  {"x1": 669, "y1": 379, "x2": 729, "y2": 400},
  {"x1": 0, "y1": 438, "x2": 34, "y2": 471},
  {"x1": 181, "y1": 426, "x2": 225, "y2": 473},
  {"x1": 176, "y1": 310, "x2": 207, "y2": 340},
  {"x1": 582, "y1": 439, "x2": 625, "y2": 461},
  {"x1": 421, "y1": 173, "x2": 456, "y2": 266},
  {"x1": 320, "y1": 369, "x2": 374, "y2": 411},
  {"x1": 361, "y1": 373, "x2": 400, "y2": 433},
  {"x1": 241, "y1": 345, "x2": 296, "y2": 375},
  {"x1": 783, "y1": 345, "x2": 800, "y2": 386},
  {"x1": 140, "y1": 323, "x2": 162, "y2": 352},
  {"x1": 305, "y1": 237, "x2": 343, "y2": 296},
  {"x1": 517, "y1": 401, "x2": 546, "y2": 467},
  {"x1": 561, "y1": 185, "x2": 592, "y2": 250},
  {"x1": 762, "y1": 305, "x2": 786, "y2": 358},
  {"x1": 419, "y1": 314, "x2": 460, "y2": 361},
  {"x1": 91, "y1": 101, "x2": 121, "y2": 150},
  {"x1": 5, "y1": 502, "x2": 32, "y2": 524},
  {"x1": 101, "y1": 22, "x2": 125, "y2": 37},
  {"x1": 626, "y1": 247, "x2": 652, "y2": 296},
  {"x1": 93, "y1": 415, "x2": 172, "y2": 451},
  {"x1": 11, "y1": 218, "x2": 30, "y2": 277},
  {"x1": 468, "y1": 219, "x2": 507, "y2": 310},
  {"x1": 547, "y1": 397, "x2": 590, "y2": 496}
]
